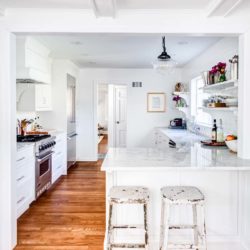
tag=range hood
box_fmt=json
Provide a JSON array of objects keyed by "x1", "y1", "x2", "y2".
[
  {"x1": 16, "y1": 37, "x2": 51, "y2": 85},
  {"x1": 16, "y1": 79, "x2": 45, "y2": 84}
]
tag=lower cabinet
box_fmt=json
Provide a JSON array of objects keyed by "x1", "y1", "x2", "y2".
[
  {"x1": 52, "y1": 132, "x2": 67, "y2": 184},
  {"x1": 16, "y1": 145, "x2": 35, "y2": 218}
]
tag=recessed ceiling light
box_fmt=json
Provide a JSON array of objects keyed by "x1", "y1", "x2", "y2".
[
  {"x1": 71, "y1": 41, "x2": 83, "y2": 45},
  {"x1": 178, "y1": 41, "x2": 189, "y2": 45}
]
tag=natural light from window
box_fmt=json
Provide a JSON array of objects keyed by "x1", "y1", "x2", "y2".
[{"x1": 191, "y1": 76, "x2": 212, "y2": 126}]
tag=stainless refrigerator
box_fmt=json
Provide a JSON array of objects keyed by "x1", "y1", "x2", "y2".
[{"x1": 67, "y1": 74, "x2": 77, "y2": 169}]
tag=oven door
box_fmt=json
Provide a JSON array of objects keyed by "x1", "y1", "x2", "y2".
[{"x1": 36, "y1": 152, "x2": 53, "y2": 198}]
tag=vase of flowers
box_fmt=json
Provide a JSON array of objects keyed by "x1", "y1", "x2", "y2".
[{"x1": 209, "y1": 62, "x2": 227, "y2": 84}]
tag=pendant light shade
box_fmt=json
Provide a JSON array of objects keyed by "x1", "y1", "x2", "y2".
[{"x1": 153, "y1": 36, "x2": 177, "y2": 70}]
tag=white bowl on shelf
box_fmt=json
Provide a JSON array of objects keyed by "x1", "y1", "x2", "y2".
[{"x1": 225, "y1": 140, "x2": 237, "y2": 153}]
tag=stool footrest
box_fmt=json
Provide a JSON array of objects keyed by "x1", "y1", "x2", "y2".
[
  {"x1": 169, "y1": 224, "x2": 197, "y2": 230},
  {"x1": 109, "y1": 243, "x2": 146, "y2": 248},
  {"x1": 111, "y1": 224, "x2": 145, "y2": 230}
]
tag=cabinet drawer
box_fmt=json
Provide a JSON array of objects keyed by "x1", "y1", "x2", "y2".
[
  {"x1": 53, "y1": 149, "x2": 64, "y2": 159},
  {"x1": 16, "y1": 147, "x2": 34, "y2": 168},
  {"x1": 52, "y1": 156, "x2": 64, "y2": 172},
  {"x1": 16, "y1": 166, "x2": 33, "y2": 186},
  {"x1": 16, "y1": 179, "x2": 33, "y2": 218}
]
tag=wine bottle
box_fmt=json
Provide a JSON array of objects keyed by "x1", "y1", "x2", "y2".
[{"x1": 211, "y1": 119, "x2": 217, "y2": 143}]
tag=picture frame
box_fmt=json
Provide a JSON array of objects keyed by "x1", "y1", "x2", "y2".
[{"x1": 147, "y1": 92, "x2": 166, "y2": 112}]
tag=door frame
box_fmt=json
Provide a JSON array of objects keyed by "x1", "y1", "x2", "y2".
[{"x1": 94, "y1": 82, "x2": 127, "y2": 159}]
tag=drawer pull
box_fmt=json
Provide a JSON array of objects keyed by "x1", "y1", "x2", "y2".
[
  {"x1": 17, "y1": 176, "x2": 25, "y2": 182},
  {"x1": 17, "y1": 157, "x2": 25, "y2": 162},
  {"x1": 17, "y1": 196, "x2": 25, "y2": 204},
  {"x1": 56, "y1": 165, "x2": 62, "y2": 170}
]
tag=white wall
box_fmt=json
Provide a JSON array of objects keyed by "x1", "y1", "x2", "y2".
[
  {"x1": 77, "y1": 68, "x2": 182, "y2": 161},
  {"x1": 38, "y1": 59, "x2": 79, "y2": 132},
  {"x1": 0, "y1": 31, "x2": 17, "y2": 250},
  {"x1": 182, "y1": 37, "x2": 239, "y2": 136}
]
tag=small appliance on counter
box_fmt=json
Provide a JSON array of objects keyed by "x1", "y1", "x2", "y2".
[{"x1": 169, "y1": 118, "x2": 186, "y2": 129}]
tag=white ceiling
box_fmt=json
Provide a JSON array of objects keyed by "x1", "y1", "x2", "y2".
[
  {"x1": 0, "y1": 0, "x2": 247, "y2": 17},
  {"x1": 116, "y1": 0, "x2": 211, "y2": 10},
  {"x1": 0, "y1": 0, "x2": 210, "y2": 10},
  {"x1": 32, "y1": 34, "x2": 222, "y2": 68},
  {"x1": 0, "y1": 0, "x2": 92, "y2": 9}
]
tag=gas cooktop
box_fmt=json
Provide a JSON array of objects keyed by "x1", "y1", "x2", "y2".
[{"x1": 17, "y1": 134, "x2": 51, "y2": 142}]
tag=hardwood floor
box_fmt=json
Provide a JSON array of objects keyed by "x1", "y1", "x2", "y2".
[{"x1": 14, "y1": 138, "x2": 108, "y2": 250}]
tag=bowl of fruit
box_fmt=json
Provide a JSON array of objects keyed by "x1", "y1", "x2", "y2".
[{"x1": 225, "y1": 135, "x2": 237, "y2": 153}]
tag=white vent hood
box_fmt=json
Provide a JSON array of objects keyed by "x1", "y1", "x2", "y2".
[{"x1": 16, "y1": 37, "x2": 52, "y2": 84}]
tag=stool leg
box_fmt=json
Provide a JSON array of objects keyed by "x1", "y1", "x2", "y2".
[
  {"x1": 160, "y1": 200, "x2": 170, "y2": 250},
  {"x1": 143, "y1": 203, "x2": 149, "y2": 249},
  {"x1": 192, "y1": 204, "x2": 199, "y2": 250},
  {"x1": 159, "y1": 198, "x2": 166, "y2": 250},
  {"x1": 107, "y1": 203, "x2": 113, "y2": 250},
  {"x1": 201, "y1": 204, "x2": 207, "y2": 250}
]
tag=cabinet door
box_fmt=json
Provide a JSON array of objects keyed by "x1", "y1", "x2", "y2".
[{"x1": 35, "y1": 85, "x2": 52, "y2": 111}]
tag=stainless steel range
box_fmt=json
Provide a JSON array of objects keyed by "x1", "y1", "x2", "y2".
[
  {"x1": 17, "y1": 134, "x2": 56, "y2": 198},
  {"x1": 35, "y1": 136, "x2": 56, "y2": 198}
]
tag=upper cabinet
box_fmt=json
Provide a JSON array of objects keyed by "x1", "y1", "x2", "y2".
[
  {"x1": 17, "y1": 84, "x2": 52, "y2": 112},
  {"x1": 16, "y1": 37, "x2": 52, "y2": 84}
]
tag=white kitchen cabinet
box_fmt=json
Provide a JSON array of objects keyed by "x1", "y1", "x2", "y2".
[
  {"x1": 16, "y1": 144, "x2": 35, "y2": 218},
  {"x1": 35, "y1": 85, "x2": 52, "y2": 111},
  {"x1": 16, "y1": 84, "x2": 52, "y2": 112},
  {"x1": 52, "y1": 132, "x2": 67, "y2": 184}
]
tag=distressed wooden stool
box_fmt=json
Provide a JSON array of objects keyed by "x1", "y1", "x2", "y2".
[
  {"x1": 159, "y1": 186, "x2": 207, "y2": 250},
  {"x1": 107, "y1": 186, "x2": 150, "y2": 250}
]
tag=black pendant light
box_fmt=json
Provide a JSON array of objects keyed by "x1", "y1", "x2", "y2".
[
  {"x1": 158, "y1": 36, "x2": 171, "y2": 61},
  {"x1": 152, "y1": 36, "x2": 177, "y2": 70}
]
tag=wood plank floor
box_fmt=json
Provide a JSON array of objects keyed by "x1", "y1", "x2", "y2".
[{"x1": 14, "y1": 138, "x2": 108, "y2": 250}]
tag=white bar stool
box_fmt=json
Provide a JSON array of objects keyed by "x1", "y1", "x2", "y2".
[
  {"x1": 159, "y1": 186, "x2": 207, "y2": 250},
  {"x1": 107, "y1": 186, "x2": 150, "y2": 250}
]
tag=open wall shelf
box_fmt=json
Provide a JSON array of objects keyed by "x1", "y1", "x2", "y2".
[{"x1": 199, "y1": 79, "x2": 238, "y2": 93}]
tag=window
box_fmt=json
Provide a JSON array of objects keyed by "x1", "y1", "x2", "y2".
[{"x1": 191, "y1": 76, "x2": 212, "y2": 126}]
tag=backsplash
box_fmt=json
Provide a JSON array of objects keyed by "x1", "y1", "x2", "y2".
[{"x1": 187, "y1": 113, "x2": 237, "y2": 138}]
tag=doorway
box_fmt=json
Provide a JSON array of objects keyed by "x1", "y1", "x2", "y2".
[{"x1": 96, "y1": 84, "x2": 127, "y2": 159}]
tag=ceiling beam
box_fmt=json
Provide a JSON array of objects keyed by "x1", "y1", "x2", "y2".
[
  {"x1": 223, "y1": 0, "x2": 243, "y2": 17},
  {"x1": 91, "y1": 0, "x2": 116, "y2": 18},
  {"x1": 206, "y1": 0, "x2": 243, "y2": 17},
  {"x1": 206, "y1": 0, "x2": 224, "y2": 17}
]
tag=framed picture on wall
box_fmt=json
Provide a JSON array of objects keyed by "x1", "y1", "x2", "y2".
[{"x1": 147, "y1": 92, "x2": 166, "y2": 112}]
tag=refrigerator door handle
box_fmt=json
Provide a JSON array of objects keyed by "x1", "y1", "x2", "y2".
[{"x1": 67, "y1": 133, "x2": 78, "y2": 140}]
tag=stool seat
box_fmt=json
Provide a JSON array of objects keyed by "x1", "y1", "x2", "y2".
[
  {"x1": 109, "y1": 186, "x2": 149, "y2": 204},
  {"x1": 161, "y1": 186, "x2": 204, "y2": 204}
]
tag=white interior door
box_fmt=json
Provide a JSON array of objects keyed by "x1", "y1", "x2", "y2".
[{"x1": 114, "y1": 86, "x2": 127, "y2": 147}]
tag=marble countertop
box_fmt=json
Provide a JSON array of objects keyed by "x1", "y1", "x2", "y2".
[
  {"x1": 156, "y1": 128, "x2": 209, "y2": 147},
  {"x1": 101, "y1": 145, "x2": 250, "y2": 172},
  {"x1": 17, "y1": 142, "x2": 34, "y2": 152}
]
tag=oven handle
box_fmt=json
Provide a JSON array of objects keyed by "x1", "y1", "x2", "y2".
[{"x1": 37, "y1": 152, "x2": 54, "y2": 162}]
